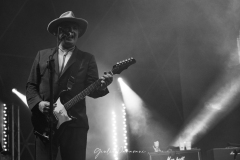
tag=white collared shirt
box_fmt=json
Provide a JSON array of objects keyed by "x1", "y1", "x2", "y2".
[{"x1": 58, "y1": 47, "x2": 74, "y2": 74}]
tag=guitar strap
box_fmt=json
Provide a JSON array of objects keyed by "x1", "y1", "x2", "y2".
[{"x1": 67, "y1": 50, "x2": 85, "y2": 91}]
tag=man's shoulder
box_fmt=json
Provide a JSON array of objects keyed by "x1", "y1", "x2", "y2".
[
  {"x1": 76, "y1": 48, "x2": 95, "y2": 60},
  {"x1": 76, "y1": 49, "x2": 93, "y2": 57},
  {"x1": 34, "y1": 48, "x2": 56, "y2": 61},
  {"x1": 38, "y1": 48, "x2": 55, "y2": 55}
]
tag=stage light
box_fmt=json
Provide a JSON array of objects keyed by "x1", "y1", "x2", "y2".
[
  {"x1": 12, "y1": 88, "x2": 28, "y2": 107},
  {"x1": 2, "y1": 102, "x2": 8, "y2": 147},
  {"x1": 112, "y1": 111, "x2": 119, "y2": 160},
  {"x1": 121, "y1": 103, "x2": 129, "y2": 152}
]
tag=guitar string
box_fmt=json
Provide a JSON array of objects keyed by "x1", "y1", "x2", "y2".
[
  {"x1": 64, "y1": 79, "x2": 101, "y2": 110},
  {"x1": 63, "y1": 66, "x2": 121, "y2": 110}
]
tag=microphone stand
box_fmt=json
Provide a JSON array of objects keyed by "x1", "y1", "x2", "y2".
[
  {"x1": 48, "y1": 47, "x2": 56, "y2": 160},
  {"x1": 47, "y1": 27, "x2": 62, "y2": 160}
]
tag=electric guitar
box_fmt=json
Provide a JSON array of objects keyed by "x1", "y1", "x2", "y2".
[{"x1": 34, "y1": 58, "x2": 136, "y2": 140}]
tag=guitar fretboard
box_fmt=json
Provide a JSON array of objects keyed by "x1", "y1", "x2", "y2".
[{"x1": 64, "y1": 79, "x2": 102, "y2": 110}]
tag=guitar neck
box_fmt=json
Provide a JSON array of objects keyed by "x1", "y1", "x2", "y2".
[
  {"x1": 64, "y1": 78, "x2": 102, "y2": 110},
  {"x1": 63, "y1": 57, "x2": 136, "y2": 111}
]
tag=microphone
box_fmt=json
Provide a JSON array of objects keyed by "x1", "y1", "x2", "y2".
[{"x1": 59, "y1": 27, "x2": 74, "y2": 38}]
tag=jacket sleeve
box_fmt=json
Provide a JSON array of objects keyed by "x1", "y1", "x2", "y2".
[
  {"x1": 86, "y1": 54, "x2": 109, "y2": 98},
  {"x1": 26, "y1": 51, "x2": 43, "y2": 111}
]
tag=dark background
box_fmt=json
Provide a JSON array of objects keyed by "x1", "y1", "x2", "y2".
[{"x1": 1, "y1": 0, "x2": 240, "y2": 160}]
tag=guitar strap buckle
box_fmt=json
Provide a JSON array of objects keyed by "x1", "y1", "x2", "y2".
[{"x1": 67, "y1": 76, "x2": 75, "y2": 91}]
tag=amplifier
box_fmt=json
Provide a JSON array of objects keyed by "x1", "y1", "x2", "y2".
[
  {"x1": 207, "y1": 148, "x2": 240, "y2": 160},
  {"x1": 149, "y1": 149, "x2": 201, "y2": 160}
]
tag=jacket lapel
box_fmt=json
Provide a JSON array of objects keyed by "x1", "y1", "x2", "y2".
[{"x1": 58, "y1": 47, "x2": 77, "y2": 79}]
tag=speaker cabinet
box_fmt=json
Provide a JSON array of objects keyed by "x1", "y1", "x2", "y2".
[
  {"x1": 149, "y1": 149, "x2": 201, "y2": 160},
  {"x1": 207, "y1": 148, "x2": 240, "y2": 160}
]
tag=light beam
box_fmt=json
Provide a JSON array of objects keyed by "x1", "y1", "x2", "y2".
[
  {"x1": 118, "y1": 77, "x2": 149, "y2": 136},
  {"x1": 12, "y1": 88, "x2": 28, "y2": 107},
  {"x1": 172, "y1": 68, "x2": 240, "y2": 146}
]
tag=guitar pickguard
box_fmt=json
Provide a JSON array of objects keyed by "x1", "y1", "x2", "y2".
[{"x1": 53, "y1": 97, "x2": 72, "y2": 129}]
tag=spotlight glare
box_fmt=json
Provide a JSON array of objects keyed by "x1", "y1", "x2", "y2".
[
  {"x1": 12, "y1": 88, "x2": 17, "y2": 93},
  {"x1": 12, "y1": 88, "x2": 28, "y2": 107},
  {"x1": 118, "y1": 77, "x2": 123, "y2": 83},
  {"x1": 118, "y1": 77, "x2": 148, "y2": 136}
]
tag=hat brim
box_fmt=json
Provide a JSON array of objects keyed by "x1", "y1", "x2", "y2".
[{"x1": 47, "y1": 17, "x2": 88, "y2": 38}]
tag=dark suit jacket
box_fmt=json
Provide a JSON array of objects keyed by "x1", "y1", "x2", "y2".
[{"x1": 26, "y1": 47, "x2": 109, "y2": 133}]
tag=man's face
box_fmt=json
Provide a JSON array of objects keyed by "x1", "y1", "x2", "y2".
[{"x1": 58, "y1": 22, "x2": 81, "y2": 48}]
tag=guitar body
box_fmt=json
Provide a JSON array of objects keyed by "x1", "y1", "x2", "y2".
[
  {"x1": 53, "y1": 96, "x2": 72, "y2": 129},
  {"x1": 33, "y1": 90, "x2": 74, "y2": 140}
]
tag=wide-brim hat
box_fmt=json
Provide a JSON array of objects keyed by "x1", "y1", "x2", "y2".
[{"x1": 47, "y1": 11, "x2": 88, "y2": 38}]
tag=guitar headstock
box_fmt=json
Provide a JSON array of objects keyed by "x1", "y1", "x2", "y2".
[{"x1": 112, "y1": 58, "x2": 136, "y2": 74}]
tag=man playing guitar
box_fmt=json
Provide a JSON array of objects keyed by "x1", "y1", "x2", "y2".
[{"x1": 26, "y1": 11, "x2": 113, "y2": 160}]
